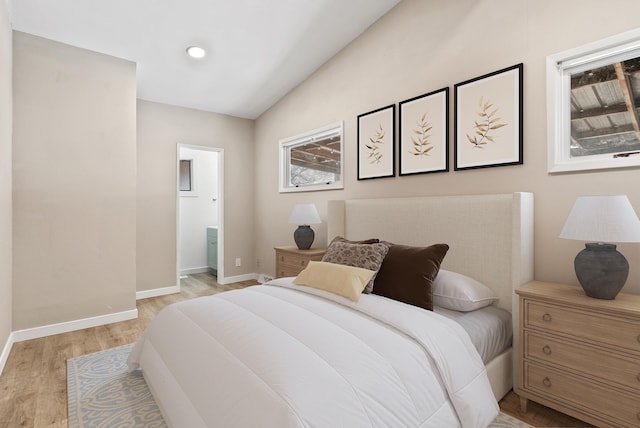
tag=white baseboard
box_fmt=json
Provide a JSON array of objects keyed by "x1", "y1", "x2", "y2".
[
  {"x1": 0, "y1": 331, "x2": 15, "y2": 377},
  {"x1": 136, "y1": 285, "x2": 180, "y2": 300},
  {"x1": 218, "y1": 273, "x2": 259, "y2": 285},
  {"x1": 137, "y1": 272, "x2": 258, "y2": 298},
  {"x1": 11, "y1": 309, "x2": 138, "y2": 343},
  {"x1": 179, "y1": 267, "x2": 211, "y2": 275},
  {"x1": 0, "y1": 272, "x2": 263, "y2": 375}
]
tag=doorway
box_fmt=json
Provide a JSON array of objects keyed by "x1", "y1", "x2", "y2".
[{"x1": 177, "y1": 144, "x2": 224, "y2": 289}]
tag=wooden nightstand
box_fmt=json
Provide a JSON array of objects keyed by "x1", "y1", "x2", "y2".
[
  {"x1": 516, "y1": 281, "x2": 640, "y2": 428},
  {"x1": 274, "y1": 246, "x2": 326, "y2": 278}
]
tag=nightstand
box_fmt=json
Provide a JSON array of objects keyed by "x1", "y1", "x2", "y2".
[
  {"x1": 274, "y1": 246, "x2": 326, "y2": 278},
  {"x1": 516, "y1": 281, "x2": 640, "y2": 428}
]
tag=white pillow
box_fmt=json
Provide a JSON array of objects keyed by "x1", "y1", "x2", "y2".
[{"x1": 433, "y1": 269, "x2": 498, "y2": 312}]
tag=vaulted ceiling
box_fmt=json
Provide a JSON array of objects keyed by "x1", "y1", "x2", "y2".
[{"x1": 8, "y1": 0, "x2": 401, "y2": 119}]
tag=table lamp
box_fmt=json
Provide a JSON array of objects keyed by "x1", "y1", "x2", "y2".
[
  {"x1": 288, "y1": 203, "x2": 321, "y2": 250},
  {"x1": 559, "y1": 195, "x2": 640, "y2": 299}
]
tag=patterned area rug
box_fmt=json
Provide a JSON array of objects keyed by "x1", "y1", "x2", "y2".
[
  {"x1": 67, "y1": 344, "x2": 167, "y2": 428},
  {"x1": 67, "y1": 344, "x2": 533, "y2": 428}
]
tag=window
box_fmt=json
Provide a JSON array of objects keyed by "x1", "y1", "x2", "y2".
[
  {"x1": 279, "y1": 122, "x2": 343, "y2": 193},
  {"x1": 548, "y1": 28, "x2": 640, "y2": 173}
]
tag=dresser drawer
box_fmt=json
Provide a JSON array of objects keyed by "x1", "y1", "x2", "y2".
[
  {"x1": 524, "y1": 361, "x2": 640, "y2": 428},
  {"x1": 278, "y1": 253, "x2": 314, "y2": 268},
  {"x1": 525, "y1": 331, "x2": 640, "y2": 392},
  {"x1": 277, "y1": 266, "x2": 299, "y2": 278},
  {"x1": 277, "y1": 261, "x2": 308, "y2": 278},
  {"x1": 524, "y1": 300, "x2": 640, "y2": 353},
  {"x1": 274, "y1": 247, "x2": 326, "y2": 278}
]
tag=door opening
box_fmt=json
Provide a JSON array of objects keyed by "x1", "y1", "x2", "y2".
[{"x1": 176, "y1": 145, "x2": 224, "y2": 288}]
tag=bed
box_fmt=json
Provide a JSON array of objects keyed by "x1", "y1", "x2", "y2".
[
  {"x1": 326, "y1": 193, "x2": 534, "y2": 401},
  {"x1": 128, "y1": 192, "x2": 534, "y2": 427}
]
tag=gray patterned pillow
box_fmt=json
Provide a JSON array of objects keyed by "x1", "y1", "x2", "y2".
[
  {"x1": 329, "y1": 236, "x2": 380, "y2": 245},
  {"x1": 321, "y1": 241, "x2": 389, "y2": 293}
]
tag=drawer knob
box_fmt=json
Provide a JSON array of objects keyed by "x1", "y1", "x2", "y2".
[
  {"x1": 542, "y1": 377, "x2": 552, "y2": 388},
  {"x1": 542, "y1": 345, "x2": 552, "y2": 355},
  {"x1": 280, "y1": 256, "x2": 284, "y2": 261},
  {"x1": 637, "y1": 334, "x2": 640, "y2": 344},
  {"x1": 301, "y1": 260, "x2": 305, "y2": 266},
  {"x1": 637, "y1": 373, "x2": 640, "y2": 383},
  {"x1": 542, "y1": 313, "x2": 552, "y2": 322}
]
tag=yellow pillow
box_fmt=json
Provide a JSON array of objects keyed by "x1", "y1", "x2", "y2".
[{"x1": 293, "y1": 261, "x2": 375, "y2": 302}]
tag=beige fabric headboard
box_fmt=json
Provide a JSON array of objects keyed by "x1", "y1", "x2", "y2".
[
  {"x1": 327, "y1": 192, "x2": 533, "y2": 395},
  {"x1": 327, "y1": 192, "x2": 534, "y2": 313}
]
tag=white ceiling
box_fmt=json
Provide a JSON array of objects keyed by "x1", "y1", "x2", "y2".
[{"x1": 8, "y1": 0, "x2": 401, "y2": 119}]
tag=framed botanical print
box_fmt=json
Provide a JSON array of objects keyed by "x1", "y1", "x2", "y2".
[
  {"x1": 357, "y1": 104, "x2": 395, "y2": 180},
  {"x1": 399, "y1": 87, "x2": 449, "y2": 175},
  {"x1": 454, "y1": 63, "x2": 523, "y2": 170}
]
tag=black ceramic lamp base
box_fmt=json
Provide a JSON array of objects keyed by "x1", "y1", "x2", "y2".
[
  {"x1": 293, "y1": 225, "x2": 315, "y2": 250},
  {"x1": 574, "y1": 242, "x2": 629, "y2": 300}
]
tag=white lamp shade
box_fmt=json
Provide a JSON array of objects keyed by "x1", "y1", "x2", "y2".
[
  {"x1": 288, "y1": 203, "x2": 321, "y2": 225},
  {"x1": 559, "y1": 195, "x2": 640, "y2": 243}
]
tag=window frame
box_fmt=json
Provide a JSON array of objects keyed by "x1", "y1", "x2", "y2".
[
  {"x1": 279, "y1": 121, "x2": 344, "y2": 193},
  {"x1": 547, "y1": 28, "x2": 640, "y2": 173}
]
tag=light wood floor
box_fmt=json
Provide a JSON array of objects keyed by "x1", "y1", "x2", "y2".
[{"x1": 0, "y1": 273, "x2": 592, "y2": 427}]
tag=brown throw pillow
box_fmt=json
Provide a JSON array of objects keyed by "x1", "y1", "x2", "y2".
[
  {"x1": 321, "y1": 241, "x2": 389, "y2": 293},
  {"x1": 372, "y1": 243, "x2": 449, "y2": 311}
]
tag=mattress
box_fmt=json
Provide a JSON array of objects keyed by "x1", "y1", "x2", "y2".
[{"x1": 435, "y1": 305, "x2": 512, "y2": 364}]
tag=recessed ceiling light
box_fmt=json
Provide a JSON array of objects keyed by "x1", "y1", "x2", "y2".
[{"x1": 186, "y1": 46, "x2": 206, "y2": 59}]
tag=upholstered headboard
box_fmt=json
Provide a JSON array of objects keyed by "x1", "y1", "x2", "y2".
[
  {"x1": 327, "y1": 193, "x2": 534, "y2": 396},
  {"x1": 327, "y1": 192, "x2": 534, "y2": 312}
]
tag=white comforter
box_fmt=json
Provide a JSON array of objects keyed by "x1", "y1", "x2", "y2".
[{"x1": 128, "y1": 278, "x2": 499, "y2": 427}]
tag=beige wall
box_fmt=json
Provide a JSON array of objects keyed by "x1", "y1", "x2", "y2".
[
  {"x1": 12, "y1": 32, "x2": 137, "y2": 329},
  {"x1": 6, "y1": 0, "x2": 640, "y2": 337},
  {"x1": 136, "y1": 100, "x2": 254, "y2": 291},
  {"x1": 0, "y1": 1, "x2": 12, "y2": 348},
  {"x1": 254, "y1": 0, "x2": 640, "y2": 294}
]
